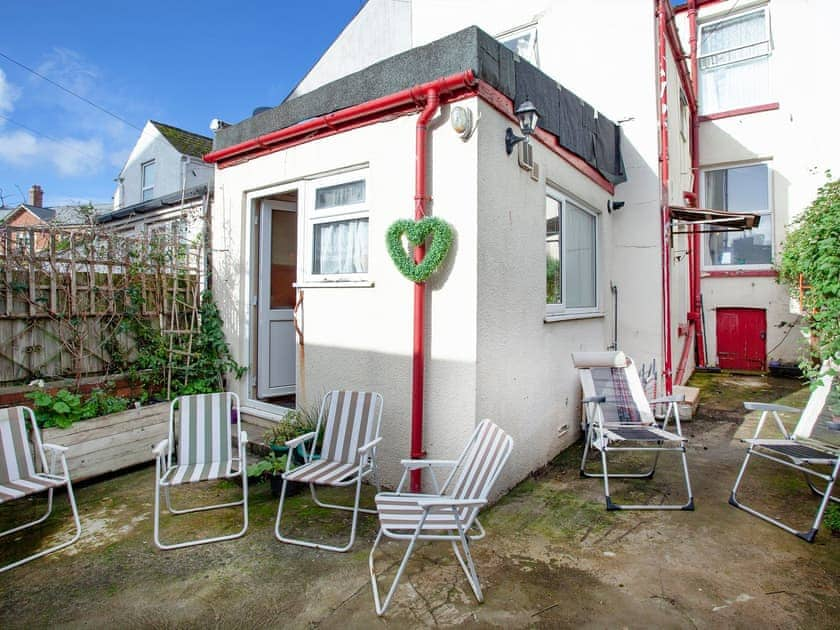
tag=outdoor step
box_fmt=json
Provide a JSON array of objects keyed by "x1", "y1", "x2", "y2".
[{"x1": 673, "y1": 385, "x2": 700, "y2": 420}]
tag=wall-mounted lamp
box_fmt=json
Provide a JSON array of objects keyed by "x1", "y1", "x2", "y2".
[
  {"x1": 607, "y1": 200, "x2": 625, "y2": 213},
  {"x1": 505, "y1": 100, "x2": 540, "y2": 155},
  {"x1": 450, "y1": 106, "x2": 475, "y2": 139}
]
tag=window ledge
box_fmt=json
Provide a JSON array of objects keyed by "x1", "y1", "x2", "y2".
[
  {"x1": 703, "y1": 269, "x2": 777, "y2": 278},
  {"x1": 294, "y1": 280, "x2": 375, "y2": 288},
  {"x1": 698, "y1": 102, "x2": 780, "y2": 122},
  {"x1": 544, "y1": 311, "x2": 605, "y2": 323}
]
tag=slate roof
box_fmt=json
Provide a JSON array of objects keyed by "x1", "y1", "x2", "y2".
[
  {"x1": 213, "y1": 26, "x2": 626, "y2": 184},
  {"x1": 151, "y1": 121, "x2": 212, "y2": 158},
  {"x1": 16, "y1": 204, "x2": 55, "y2": 221}
]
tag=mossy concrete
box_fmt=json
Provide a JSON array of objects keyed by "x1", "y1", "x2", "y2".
[{"x1": 1, "y1": 373, "x2": 838, "y2": 628}]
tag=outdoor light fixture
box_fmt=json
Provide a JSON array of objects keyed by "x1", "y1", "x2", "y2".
[
  {"x1": 450, "y1": 105, "x2": 474, "y2": 139},
  {"x1": 505, "y1": 99, "x2": 540, "y2": 155}
]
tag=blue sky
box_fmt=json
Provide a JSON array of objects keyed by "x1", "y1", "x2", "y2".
[{"x1": 0, "y1": 1, "x2": 365, "y2": 208}]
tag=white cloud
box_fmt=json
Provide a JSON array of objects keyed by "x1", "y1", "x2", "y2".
[
  {"x1": 0, "y1": 129, "x2": 104, "y2": 176},
  {"x1": 0, "y1": 68, "x2": 21, "y2": 114}
]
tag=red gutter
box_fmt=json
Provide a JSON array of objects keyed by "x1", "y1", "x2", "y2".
[
  {"x1": 204, "y1": 71, "x2": 477, "y2": 167},
  {"x1": 409, "y1": 88, "x2": 440, "y2": 493},
  {"x1": 673, "y1": 0, "x2": 725, "y2": 13},
  {"x1": 658, "y1": 0, "x2": 673, "y2": 395}
]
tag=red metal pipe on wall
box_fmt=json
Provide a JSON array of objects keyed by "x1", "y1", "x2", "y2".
[
  {"x1": 410, "y1": 88, "x2": 440, "y2": 493},
  {"x1": 658, "y1": 0, "x2": 674, "y2": 395}
]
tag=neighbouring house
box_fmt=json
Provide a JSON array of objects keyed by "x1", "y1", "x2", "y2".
[
  {"x1": 103, "y1": 120, "x2": 213, "y2": 241},
  {"x1": 203, "y1": 0, "x2": 836, "y2": 492}
]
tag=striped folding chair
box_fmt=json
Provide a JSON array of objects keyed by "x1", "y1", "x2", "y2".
[
  {"x1": 275, "y1": 390, "x2": 384, "y2": 552},
  {"x1": 730, "y1": 364, "x2": 840, "y2": 542},
  {"x1": 572, "y1": 351, "x2": 694, "y2": 511},
  {"x1": 368, "y1": 419, "x2": 514, "y2": 616},
  {"x1": 153, "y1": 392, "x2": 248, "y2": 550},
  {"x1": 1, "y1": 405, "x2": 81, "y2": 573}
]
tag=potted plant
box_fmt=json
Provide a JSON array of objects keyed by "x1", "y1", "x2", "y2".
[
  {"x1": 246, "y1": 451, "x2": 293, "y2": 497},
  {"x1": 264, "y1": 404, "x2": 321, "y2": 465}
]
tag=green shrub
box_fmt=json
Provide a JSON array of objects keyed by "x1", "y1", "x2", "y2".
[
  {"x1": 26, "y1": 389, "x2": 86, "y2": 429},
  {"x1": 824, "y1": 503, "x2": 840, "y2": 534}
]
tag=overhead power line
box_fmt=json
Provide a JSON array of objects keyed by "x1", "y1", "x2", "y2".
[
  {"x1": 0, "y1": 50, "x2": 142, "y2": 131},
  {"x1": 0, "y1": 112, "x2": 109, "y2": 164}
]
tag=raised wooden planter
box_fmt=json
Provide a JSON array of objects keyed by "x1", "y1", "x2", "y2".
[{"x1": 43, "y1": 402, "x2": 170, "y2": 482}]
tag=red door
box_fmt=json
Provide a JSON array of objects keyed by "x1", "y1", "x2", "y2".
[{"x1": 716, "y1": 308, "x2": 766, "y2": 371}]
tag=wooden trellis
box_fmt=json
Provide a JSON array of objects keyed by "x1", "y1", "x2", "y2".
[{"x1": 0, "y1": 223, "x2": 204, "y2": 386}]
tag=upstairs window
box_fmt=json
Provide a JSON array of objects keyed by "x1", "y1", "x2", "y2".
[
  {"x1": 703, "y1": 163, "x2": 772, "y2": 268},
  {"x1": 546, "y1": 188, "x2": 598, "y2": 317},
  {"x1": 141, "y1": 160, "x2": 156, "y2": 201},
  {"x1": 306, "y1": 173, "x2": 369, "y2": 280},
  {"x1": 498, "y1": 25, "x2": 539, "y2": 67},
  {"x1": 699, "y1": 7, "x2": 771, "y2": 114}
]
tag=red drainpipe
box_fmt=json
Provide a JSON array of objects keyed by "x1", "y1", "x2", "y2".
[
  {"x1": 410, "y1": 89, "x2": 440, "y2": 492},
  {"x1": 658, "y1": 0, "x2": 674, "y2": 395},
  {"x1": 688, "y1": 0, "x2": 706, "y2": 367}
]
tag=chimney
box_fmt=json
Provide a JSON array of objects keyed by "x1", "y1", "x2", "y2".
[{"x1": 28, "y1": 185, "x2": 44, "y2": 207}]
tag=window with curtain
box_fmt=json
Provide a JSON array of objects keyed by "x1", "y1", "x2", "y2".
[
  {"x1": 546, "y1": 188, "x2": 598, "y2": 316},
  {"x1": 308, "y1": 176, "x2": 369, "y2": 278},
  {"x1": 699, "y1": 7, "x2": 771, "y2": 114},
  {"x1": 703, "y1": 163, "x2": 772, "y2": 268}
]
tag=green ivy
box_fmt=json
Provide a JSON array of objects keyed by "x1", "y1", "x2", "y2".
[
  {"x1": 386, "y1": 217, "x2": 454, "y2": 283},
  {"x1": 778, "y1": 176, "x2": 840, "y2": 378}
]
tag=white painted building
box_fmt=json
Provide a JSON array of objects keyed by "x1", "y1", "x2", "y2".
[{"x1": 205, "y1": 0, "x2": 832, "y2": 491}]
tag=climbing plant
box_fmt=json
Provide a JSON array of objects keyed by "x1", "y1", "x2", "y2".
[{"x1": 778, "y1": 175, "x2": 840, "y2": 377}]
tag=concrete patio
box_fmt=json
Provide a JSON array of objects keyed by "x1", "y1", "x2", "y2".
[{"x1": 1, "y1": 373, "x2": 838, "y2": 628}]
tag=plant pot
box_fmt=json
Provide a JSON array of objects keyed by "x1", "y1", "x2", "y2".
[{"x1": 269, "y1": 443, "x2": 317, "y2": 466}]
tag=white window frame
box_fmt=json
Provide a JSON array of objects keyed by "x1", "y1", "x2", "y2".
[
  {"x1": 141, "y1": 159, "x2": 155, "y2": 201},
  {"x1": 701, "y1": 161, "x2": 773, "y2": 271},
  {"x1": 698, "y1": 6, "x2": 771, "y2": 114},
  {"x1": 497, "y1": 23, "x2": 540, "y2": 67},
  {"x1": 545, "y1": 186, "x2": 600, "y2": 319},
  {"x1": 302, "y1": 169, "x2": 370, "y2": 283}
]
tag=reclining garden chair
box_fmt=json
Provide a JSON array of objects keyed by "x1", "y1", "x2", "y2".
[
  {"x1": 0, "y1": 405, "x2": 81, "y2": 573},
  {"x1": 275, "y1": 390, "x2": 384, "y2": 552},
  {"x1": 572, "y1": 351, "x2": 694, "y2": 510},
  {"x1": 730, "y1": 365, "x2": 839, "y2": 542},
  {"x1": 369, "y1": 418, "x2": 514, "y2": 616},
  {"x1": 153, "y1": 392, "x2": 248, "y2": 550}
]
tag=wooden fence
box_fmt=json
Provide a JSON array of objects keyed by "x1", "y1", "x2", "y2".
[{"x1": 0, "y1": 224, "x2": 204, "y2": 385}]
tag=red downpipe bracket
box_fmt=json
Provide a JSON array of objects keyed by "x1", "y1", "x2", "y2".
[
  {"x1": 410, "y1": 88, "x2": 440, "y2": 493},
  {"x1": 658, "y1": 0, "x2": 674, "y2": 395}
]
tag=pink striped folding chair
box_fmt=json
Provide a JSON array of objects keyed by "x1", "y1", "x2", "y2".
[
  {"x1": 368, "y1": 419, "x2": 514, "y2": 616},
  {"x1": 1, "y1": 405, "x2": 81, "y2": 573},
  {"x1": 275, "y1": 390, "x2": 384, "y2": 552},
  {"x1": 153, "y1": 392, "x2": 248, "y2": 550}
]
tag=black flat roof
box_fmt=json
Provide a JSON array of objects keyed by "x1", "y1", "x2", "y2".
[{"x1": 214, "y1": 26, "x2": 625, "y2": 184}]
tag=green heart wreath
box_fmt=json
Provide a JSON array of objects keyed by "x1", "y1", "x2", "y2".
[{"x1": 386, "y1": 216, "x2": 454, "y2": 283}]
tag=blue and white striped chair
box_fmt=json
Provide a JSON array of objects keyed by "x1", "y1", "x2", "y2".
[
  {"x1": 275, "y1": 390, "x2": 384, "y2": 552},
  {"x1": 1, "y1": 405, "x2": 81, "y2": 573},
  {"x1": 153, "y1": 392, "x2": 247, "y2": 549}
]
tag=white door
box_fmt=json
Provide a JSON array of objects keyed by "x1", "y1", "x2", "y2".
[{"x1": 257, "y1": 200, "x2": 297, "y2": 398}]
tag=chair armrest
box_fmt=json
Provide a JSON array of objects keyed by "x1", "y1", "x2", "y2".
[
  {"x1": 285, "y1": 431, "x2": 316, "y2": 448},
  {"x1": 152, "y1": 439, "x2": 169, "y2": 457},
  {"x1": 744, "y1": 402, "x2": 800, "y2": 413},
  {"x1": 415, "y1": 497, "x2": 487, "y2": 509},
  {"x1": 400, "y1": 459, "x2": 458, "y2": 470},
  {"x1": 42, "y1": 443, "x2": 68, "y2": 454},
  {"x1": 650, "y1": 395, "x2": 685, "y2": 404},
  {"x1": 583, "y1": 395, "x2": 606, "y2": 404},
  {"x1": 358, "y1": 436, "x2": 382, "y2": 454}
]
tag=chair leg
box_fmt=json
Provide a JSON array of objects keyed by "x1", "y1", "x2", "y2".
[
  {"x1": 275, "y1": 475, "x2": 366, "y2": 552},
  {"x1": 369, "y1": 528, "x2": 421, "y2": 616},
  {"x1": 599, "y1": 445, "x2": 693, "y2": 511},
  {"x1": 450, "y1": 522, "x2": 483, "y2": 603},
  {"x1": 154, "y1": 467, "x2": 248, "y2": 550},
  {"x1": 730, "y1": 448, "x2": 837, "y2": 542},
  {"x1": 0, "y1": 482, "x2": 82, "y2": 574}
]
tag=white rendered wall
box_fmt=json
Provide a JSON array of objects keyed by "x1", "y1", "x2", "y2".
[
  {"x1": 114, "y1": 122, "x2": 213, "y2": 208},
  {"x1": 475, "y1": 101, "x2": 612, "y2": 491},
  {"x1": 676, "y1": 0, "x2": 840, "y2": 366},
  {"x1": 287, "y1": 0, "x2": 412, "y2": 100},
  {"x1": 211, "y1": 107, "x2": 479, "y2": 488}
]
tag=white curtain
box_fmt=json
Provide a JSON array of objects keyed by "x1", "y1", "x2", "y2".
[
  {"x1": 699, "y1": 11, "x2": 769, "y2": 114},
  {"x1": 313, "y1": 218, "x2": 368, "y2": 274}
]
